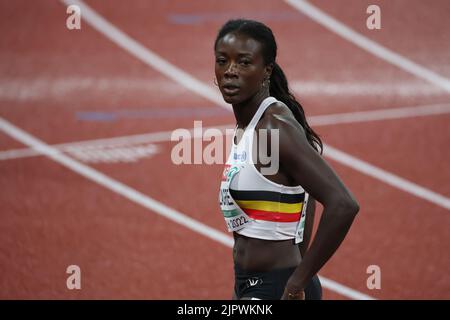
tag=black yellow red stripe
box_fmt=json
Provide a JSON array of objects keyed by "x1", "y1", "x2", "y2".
[{"x1": 230, "y1": 189, "x2": 305, "y2": 223}]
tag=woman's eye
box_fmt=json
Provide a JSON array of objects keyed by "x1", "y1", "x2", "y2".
[
  {"x1": 240, "y1": 60, "x2": 251, "y2": 66},
  {"x1": 216, "y1": 58, "x2": 226, "y2": 65}
]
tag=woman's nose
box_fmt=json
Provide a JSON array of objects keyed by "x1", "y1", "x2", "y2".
[{"x1": 224, "y1": 62, "x2": 238, "y2": 77}]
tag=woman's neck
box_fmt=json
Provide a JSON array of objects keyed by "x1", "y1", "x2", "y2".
[{"x1": 232, "y1": 89, "x2": 270, "y2": 129}]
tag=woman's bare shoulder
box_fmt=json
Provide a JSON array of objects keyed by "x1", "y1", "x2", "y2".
[{"x1": 258, "y1": 101, "x2": 305, "y2": 136}]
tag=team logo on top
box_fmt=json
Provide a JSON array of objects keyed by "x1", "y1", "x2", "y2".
[
  {"x1": 222, "y1": 165, "x2": 239, "y2": 181},
  {"x1": 222, "y1": 165, "x2": 240, "y2": 182},
  {"x1": 222, "y1": 165, "x2": 231, "y2": 181}
]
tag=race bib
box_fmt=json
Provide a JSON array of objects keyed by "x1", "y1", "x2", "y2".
[
  {"x1": 219, "y1": 165, "x2": 252, "y2": 232},
  {"x1": 295, "y1": 193, "x2": 309, "y2": 244}
]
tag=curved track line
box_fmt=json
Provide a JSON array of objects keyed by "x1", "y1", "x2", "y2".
[
  {"x1": 285, "y1": 0, "x2": 450, "y2": 93},
  {"x1": 324, "y1": 145, "x2": 450, "y2": 210},
  {"x1": 60, "y1": 0, "x2": 230, "y2": 111}
]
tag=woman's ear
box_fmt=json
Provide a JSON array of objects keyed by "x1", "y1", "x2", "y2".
[{"x1": 265, "y1": 63, "x2": 274, "y2": 79}]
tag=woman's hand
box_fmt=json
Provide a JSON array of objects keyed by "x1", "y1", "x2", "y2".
[
  {"x1": 281, "y1": 288, "x2": 305, "y2": 300},
  {"x1": 281, "y1": 279, "x2": 305, "y2": 300}
]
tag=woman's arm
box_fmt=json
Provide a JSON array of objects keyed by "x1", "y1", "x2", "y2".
[{"x1": 261, "y1": 104, "x2": 360, "y2": 299}]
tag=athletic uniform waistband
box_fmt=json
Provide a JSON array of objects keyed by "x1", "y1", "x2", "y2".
[{"x1": 234, "y1": 263, "x2": 322, "y2": 300}]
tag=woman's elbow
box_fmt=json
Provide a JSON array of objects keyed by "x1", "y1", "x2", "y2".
[
  {"x1": 340, "y1": 196, "x2": 360, "y2": 217},
  {"x1": 328, "y1": 194, "x2": 359, "y2": 218}
]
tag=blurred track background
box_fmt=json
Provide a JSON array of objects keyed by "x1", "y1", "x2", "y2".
[{"x1": 0, "y1": 0, "x2": 449, "y2": 299}]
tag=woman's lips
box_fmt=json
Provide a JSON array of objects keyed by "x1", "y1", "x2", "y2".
[{"x1": 222, "y1": 86, "x2": 240, "y2": 95}]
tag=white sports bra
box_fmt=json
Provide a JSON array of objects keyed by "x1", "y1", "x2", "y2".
[{"x1": 218, "y1": 96, "x2": 309, "y2": 242}]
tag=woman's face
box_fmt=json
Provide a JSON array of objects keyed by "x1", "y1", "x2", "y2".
[{"x1": 215, "y1": 33, "x2": 270, "y2": 104}]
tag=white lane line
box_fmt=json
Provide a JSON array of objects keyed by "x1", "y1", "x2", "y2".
[
  {"x1": 308, "y1": 102, "x2": 450, "y2": 126},
  {"x1": 290, "y1": 80, "x2": 443, "y2": 97},
  {"x1": 285, "y1": 0, "x2": 450, "y2": 93},
  {"x1": 319, "y1": 277, "x2": 374, "y2": 301},
  {"x1": 2, "y1": 102, "x2": 450, "y2": 161},
  {"x1": 60, "y1": 0, "x2": 231, "y2": 112},
  {"x1": 324, "y1": 145, "x2": 450, "y2": 211},
  {"x1": 0, "y1": 124, "x2": 231, "y2": 160},
  {"x1": 1, "y1": 77, "x2": 444, "y2": 103},
  {"x1": 0, "y1": 148, "x2": 42, "y2": 161},
  {"x1": 0, "y1": 116, "x2": 374, "y2": 300}
]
